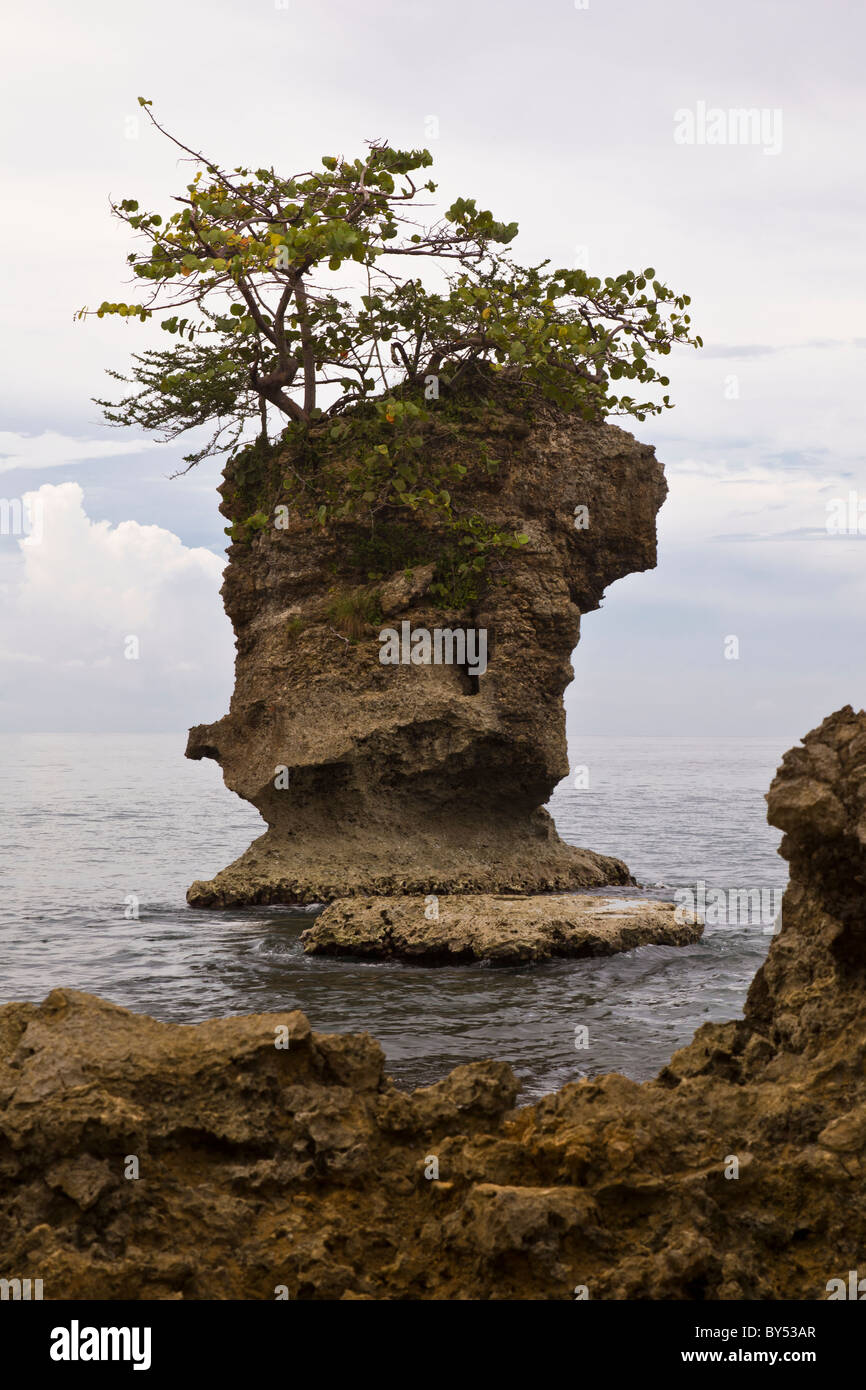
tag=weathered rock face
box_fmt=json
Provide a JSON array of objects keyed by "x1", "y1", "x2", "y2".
[
  {"x1": 301, "y1": 893, "x2": 701, "y2": 964},
  {"x1": 3, "y1": 708, "x2": 866, "y2": 1300},
  {"x1": 746, "y1": 704, "x2": 866, "y2": 1055},
  {"x1": 186, "y1": 391, "x2": 666, "y2": 904}
]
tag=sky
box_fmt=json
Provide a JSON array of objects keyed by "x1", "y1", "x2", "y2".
[{"x1": 1, "y1": 0, "x2": 864, "y2": 737}]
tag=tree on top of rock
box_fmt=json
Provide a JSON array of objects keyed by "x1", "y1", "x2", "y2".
[{"x1": 80, "y1": 99, "x2": 701, "y2": 473}]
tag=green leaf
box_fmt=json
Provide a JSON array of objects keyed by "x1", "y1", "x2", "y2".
[{"x1": 89, "y1": 117, "x2": 699, "y2": 493}]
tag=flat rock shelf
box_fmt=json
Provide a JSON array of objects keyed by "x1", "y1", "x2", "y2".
[{"x1": 300, "y1": 893, "x2": 702, "y2": 964}]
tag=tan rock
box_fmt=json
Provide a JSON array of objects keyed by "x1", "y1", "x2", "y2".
[
  {"x1": 817, "y1": 1106, "x2": 866, "y2": 1154},
  {"x1": 765, "y1": 776, "x2": 846, "y2": 838},
  {"x1": 379, "y1": 563, "x2": 436, "y2": 616},
  {"x1": 3, "y1": 707, "x2": 866, "y2": 1299},
  {"x1": 185, "y1": 387, "x2": 666, "y2": 904},
  {"x1": 300, "y1": 893, "x2": 701, "y2": 963}
]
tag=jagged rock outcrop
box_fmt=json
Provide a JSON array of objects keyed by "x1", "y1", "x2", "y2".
[
  {"x1": 3, "y1": 708, "x2": 866, "y2": 1300},
  {"x1": 745, "y1": 704, "x2": 866, "y2": 1054},
  {"x1": 300, "y1": 893, "x2": 701, "y2": 964},
  {"x1": 186, "y1": 389, "x2": 666, "y2": 904}
]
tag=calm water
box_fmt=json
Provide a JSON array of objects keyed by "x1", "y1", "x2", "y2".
[{"x1": 0, "y1": 734, "x2": 787, "y2": 1099}]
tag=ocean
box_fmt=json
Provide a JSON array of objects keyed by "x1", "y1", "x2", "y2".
[{"x1": 0, "y1": 733, "x2": 788, "y2": 1099}]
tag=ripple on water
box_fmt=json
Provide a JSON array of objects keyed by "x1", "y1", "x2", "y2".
[{"x1": 0, "y1": 733, "x2": 787, "y2": 1098}]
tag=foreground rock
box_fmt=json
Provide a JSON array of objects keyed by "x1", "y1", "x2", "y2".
[
  {"x1": 3, "y1": 706, "x2": 866, "y2": 1300},
  {"x1": 186, "y1": 385, "x2": 665, "y2": 904},
  {"x1": 301, "y1": 893, "x2": 700, "y2": 963}
]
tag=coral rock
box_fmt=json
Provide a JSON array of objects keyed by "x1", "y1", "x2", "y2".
[
  {"x1": 301, "y1": 893, "x2": 701, "y2": 963},
  {"x1": 185, "y1": 398, "x2": 666, "y2": 904},
  {"x1": 6, "y1": 716, "x2": 866, "y2": 1299}
]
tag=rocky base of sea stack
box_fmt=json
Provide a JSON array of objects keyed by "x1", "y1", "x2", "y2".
[
  {"x1": 3, "y1": 707, "x2": 866, "y2": 1300},
  {"x1": 300, "y1": 893, "x2": 700, "y2": 964},
  {"x1": 186, "y1": 837, "x2": 631, "y2": 908}
]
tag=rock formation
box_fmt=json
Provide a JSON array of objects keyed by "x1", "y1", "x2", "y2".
[
  {"x1": 300, "y1": 893, "x2": 701, "y2": 964},
  {"x1": 3, "y1": 707, "x2": 866, "y2": 1300},
  {"x1": 186, "y1": 386, "x2": 667, "y2": 905}
]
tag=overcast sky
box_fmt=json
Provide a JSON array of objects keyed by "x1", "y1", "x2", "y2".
[{"x1": 1, "y1": 0, "x2": 864, "y2": 738}]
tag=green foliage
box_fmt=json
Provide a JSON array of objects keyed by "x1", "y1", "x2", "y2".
[
  {"x1": 94, "y1": 316, "x2": 264, "y2": 468},
  {"x1": 84, "y1": 103, "x2": 701, "y2": 613},
  {"x1": 344, "y1": 520, "x2": 438, "y2": 581},
  {"x1": 225, "y1": 431, "x2": 281, "y2": 519},
  {"x1": 216, "y1": 374, "x2": 538, "y2": 607},
  {"x1": 223, "y1": 507, "x2": 270, "y2": 543},
  {"x1": 82, "y1": 101, "x2": 700, "y2": 477},
  {"x1": 429, "y1": 518, "x2": 529, "y2": 609},
  {"x1": 325, "y1": 588, "x2": 383, "y2": 640},
  {"x1": 295, "y1": 393, "x2": 467, "y2": 522},
  {"x1": 333, "y1": 509, "x2": 527, "y2": 611}
]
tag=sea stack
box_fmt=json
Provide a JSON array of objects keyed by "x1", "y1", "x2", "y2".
[{"x1": 186, "y1": 384, "x2": 667, "y2": 906}]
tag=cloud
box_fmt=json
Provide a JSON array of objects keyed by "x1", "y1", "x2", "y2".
[
  {"x1": 698, "y1": 344, "x2": 779, "y2": 359},
  {"x1": 0, "y1": 483, "x2": 232, "y2": 731},
  {"x1": 0, "y1": 432, "x2": 158, "y2": 475},
  {"x1": 699, "y1": 340, "x2": 849, "y2": 358},
  {"x1": 0, "y1": 0, "x2": 864, "y2": 736}
]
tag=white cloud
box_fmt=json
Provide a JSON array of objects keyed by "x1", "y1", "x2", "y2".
[
  {"x1": 0, "y1": 0, "x2": 863, "y2": 734},
  {"x1": 0, "y1": 483, "x2": 232, "y2": 730},
  {"x1": 0, "y1": 432, "x2": 158, "y2": 475}
]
